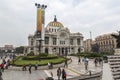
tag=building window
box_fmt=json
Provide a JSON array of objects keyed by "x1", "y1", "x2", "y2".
[
  {"x1": 45, "y1": 37, "x2": 49, "y2": 44},
  {"x1": 77, "y1": 38, "x2": 80, "y2": 45},
  {"x1": 70, "y1": 39, "x2": 73, "y2": 45},
  {"x1": 60, "y1": 40, "x2": 65, "y2": 45},
  {"x1": 31, "y1": 48, "x2": 33, "y2": 50},
  {"x1": 49, "y1": 28, "x2": 51, "y2": 32},
  {"x1": 53, "y1": 38, "x2": 57, "y2": 45},
  {"x1": 31, "y1": 41, "x2": 33, "y2": 46},
  {"x1": 31, "y1": 39, "x2": 33, "y2": 46},
  {"x1": 52, "y1": 28, "x2": 53, "y2": 32}
]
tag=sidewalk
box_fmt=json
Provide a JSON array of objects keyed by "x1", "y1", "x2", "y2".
[
  {"x1": 45, "y1": 56, "x2": 102, "y2": 80},
  {"x1": 102, "y1": 63, "x2": 113, "y2": 80},
  {"x1": 1, "y1": 56, "x2": 102, "y2": 80}
]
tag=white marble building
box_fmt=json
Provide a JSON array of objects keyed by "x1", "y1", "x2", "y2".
[{"x1": 26, "y1": 16, "x2": 84, "y2": 55}]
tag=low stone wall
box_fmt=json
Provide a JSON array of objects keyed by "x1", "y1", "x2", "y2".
[{"x1": 68, "y1": 71, "x2": 102, "y2": 80}]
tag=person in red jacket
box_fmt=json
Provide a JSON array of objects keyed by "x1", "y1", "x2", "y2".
[{"x1": 0, "y1": 63, "x2": 4, "y2": 72}]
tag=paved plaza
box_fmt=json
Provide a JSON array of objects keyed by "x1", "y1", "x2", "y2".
[{"x1": 0, "y1": 56, "x2": 102, "y2": 80}]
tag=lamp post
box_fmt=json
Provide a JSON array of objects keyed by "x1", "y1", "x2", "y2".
[{"x1": 35, "y1": 3, "x2": 47, "y2": 57}]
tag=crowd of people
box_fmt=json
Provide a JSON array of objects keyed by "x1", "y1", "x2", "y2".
[
  {"x1": 94, "y1": 57, "x2": 103, "y2": 67},
  {"x1": 0, "y1": 56, "x2": 11, "y2": 80},
  {"x1": 0, "y1": 54, "x2": 103, "y2": 80},
  {"x1": 22, "y1": 63, "x2": 38, "y2": 74},
  {"x1": 57, "y1": 67, "x2": 66, "y2": 80}
]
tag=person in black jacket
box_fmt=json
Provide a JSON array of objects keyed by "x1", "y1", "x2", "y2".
[
  {"x1": 28, "y1": 64, "x2": 32, "y2": 74},
  {"x1": 62, "y1": 69, "x2": 66, "y2": 80},
  {"x1": 57, "y1": 67, "x2": 61, "y2": 80}
]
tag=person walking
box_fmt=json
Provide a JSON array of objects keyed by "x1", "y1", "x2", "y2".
[
  {"x1": 0, "y1": 68, "x2": 3, "y2": 80},
  {"x1": 48, "y1": 62, "x2": 51, "y2": 69},
  {"x1": 84, "y1": 58, "x2": 88, "y2": 70},
  {"x1": 94, "y1": 58, "x2": 98, "y2": 67},
  {"x1": 78, "y1": 57, "x2": 81, "y2": 64},
  {"x1": 35, "y1": 63, "x2": 38, "y2": 70},
  {"x1": 57, "y1": 67, "x2": 61, "y2": 80},
  {"x1": 0, "y1": 63, "x2": 4, "y2": 72},
  {"x1": 28, "y1": 64, "x2": 32, "y2": 74},
  {"x1": 62, "y1": 69, "x2": 66, "y2": 80},
  {"x1": 64, "y1": 60, "x2": 68, "y2": 68}
]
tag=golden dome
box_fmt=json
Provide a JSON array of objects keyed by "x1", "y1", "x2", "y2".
[{"x1": 47, "y1": 15, "x2": 64, "y2": 28}]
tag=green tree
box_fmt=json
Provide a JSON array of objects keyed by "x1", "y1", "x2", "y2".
[
  {"x1": 7, "y1": 49, "x2": 12, "y2": 53},
  {"x1": 91, "y1": 43, "x2": 99, "y2": 53},
  {"x1": 15, "y1": 46, "x2": 24, "y2": 54}
]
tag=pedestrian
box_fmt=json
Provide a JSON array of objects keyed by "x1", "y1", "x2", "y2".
[
  {"x1": 78, "y1": 57, "x2": 81, "y2": 64},
  {"x1": 94, "y1": 58, "x2": 98, "y2": 67},
  {"x1": 0, "y1": 63, "x2": 4, "y2": 72},
  {"x1": 84, "y1": 58, "x2": 88, "y2": 70},
  {"x1": 5, "y1": 62, "x2": 8, "y2": 69},
  {"x1": 57, "y1": 67, "x2": 61, "y2": 80},
  {"x1": 22, "y1": 64, "x2": 26, "y2": 71},
  {"x1": 70, "y1": 57, "x2": 72, "y2": 62},
  {"x1": 28, "y1": 64, "x2": 32, "y2": 74},
  {"x1": 0, "y1": 68, "x2": 3, "y2": 80},
  {"x1": 84, "y1": 61, "x2": 88, "y2": 70},
  {"x1": 35, "y1": 63, "x2": 38, "y2": 70},
  {"x1": 64, "y1": 60, "x2": 68, "y2": 68},
  {"x1": 62, "y1": 69, "x2": 66, "y2": 80},
  {"x1": 98, "y1": 58, "x2": 103, "y2": 65},
  {"x1": 89, "y1": 70, "x2": 92, "y2": 76},
  {"x1": 48, "y1": 62, "x2": 51, "y2": 69},
  {"x1": 25, "y1": 65, "x2": 27, "y2": 71},
  {"x1": 86, "y1": 58, "x2": 89, "y2": 65}
]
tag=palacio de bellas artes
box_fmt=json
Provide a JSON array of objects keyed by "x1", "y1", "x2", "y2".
[{"x1": 24, "y1": 3, "x2": 84, "y2": 56}]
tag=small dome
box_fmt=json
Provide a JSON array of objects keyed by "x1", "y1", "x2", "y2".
[{"x1": 46, "y1": 15, "x2": 64, "y2": 28}]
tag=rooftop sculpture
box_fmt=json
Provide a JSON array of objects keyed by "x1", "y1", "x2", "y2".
[{"x1": 111, "y1": 31, "x2": 120, "y2": 48}]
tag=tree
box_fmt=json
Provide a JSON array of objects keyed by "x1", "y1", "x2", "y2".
[
  {"x1": 91, "y1": 43, "x2": 99, "y2": 53},
  {"x1": 7, "y1": 49, "x2": 12, "y2": 53},
  {"x1": 15, "y1": 46, "x2": 24, "y2": 54},
  {"x1": 1, "y1": 50, "x2": 5, "y2": 53}
]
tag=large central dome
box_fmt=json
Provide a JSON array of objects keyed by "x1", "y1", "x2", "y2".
[{"x1": 46, "y1": 15, "x2": 64, "y2": 28}]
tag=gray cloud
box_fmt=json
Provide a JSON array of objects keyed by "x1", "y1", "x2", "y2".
[{"x1": 0, "y1": 0, "x2": 120, "y2": 46}]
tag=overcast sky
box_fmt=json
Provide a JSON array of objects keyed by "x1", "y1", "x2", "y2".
[{"x1": 0, "y1": 0, "x2": 120, "y2": 47}]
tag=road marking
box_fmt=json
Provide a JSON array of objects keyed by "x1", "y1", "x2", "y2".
[
  {"x1": 44, "y1": 70, "x2": 51, "y2": 77},
  {"x1": 65, "y1": 68, "x2": 80, "y2": 76}
]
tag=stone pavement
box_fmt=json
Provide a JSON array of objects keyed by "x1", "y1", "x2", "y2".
[
  {"x1": 102, "y1": 63, "x2": 113, "y2": 80},
  {"x1": 0, "y1": 56, "x2": 102, "y2": 80},
  {"x1": 44, "y1": 56, "x2": 102, "y2": 80},
  {"x1": 2, "y1": 70, "x2": 47, "y2": 80}
]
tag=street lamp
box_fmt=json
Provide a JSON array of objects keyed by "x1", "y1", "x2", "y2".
[{"x1": 35, "y1": 3, "x2": 47, "y2": 56}]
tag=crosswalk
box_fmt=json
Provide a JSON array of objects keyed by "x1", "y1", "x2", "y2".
[{"x1": 44, "y1": 67, "x2": 80, "y2": 79}]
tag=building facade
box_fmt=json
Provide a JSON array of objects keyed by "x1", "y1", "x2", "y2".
[
  {"x1": 27, "y1": 16, "x2": 84, "y2": 55},
  {"x1": 0, "y1": 45, "x2": 14, "y2": 53},
  {"x1": 84, "y1": 39, "x2": 92, "y2": 52},
  {"x1": 25, "y1": 4, "x2": 84, "y2": 55},
  {"x1": 95, "y1": 33, "x2": 117, "y2": 53}
]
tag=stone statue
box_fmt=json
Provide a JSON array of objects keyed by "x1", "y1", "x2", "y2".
[{"x1": 111, "y1": 31, "x2": 120, "y2": 48}]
